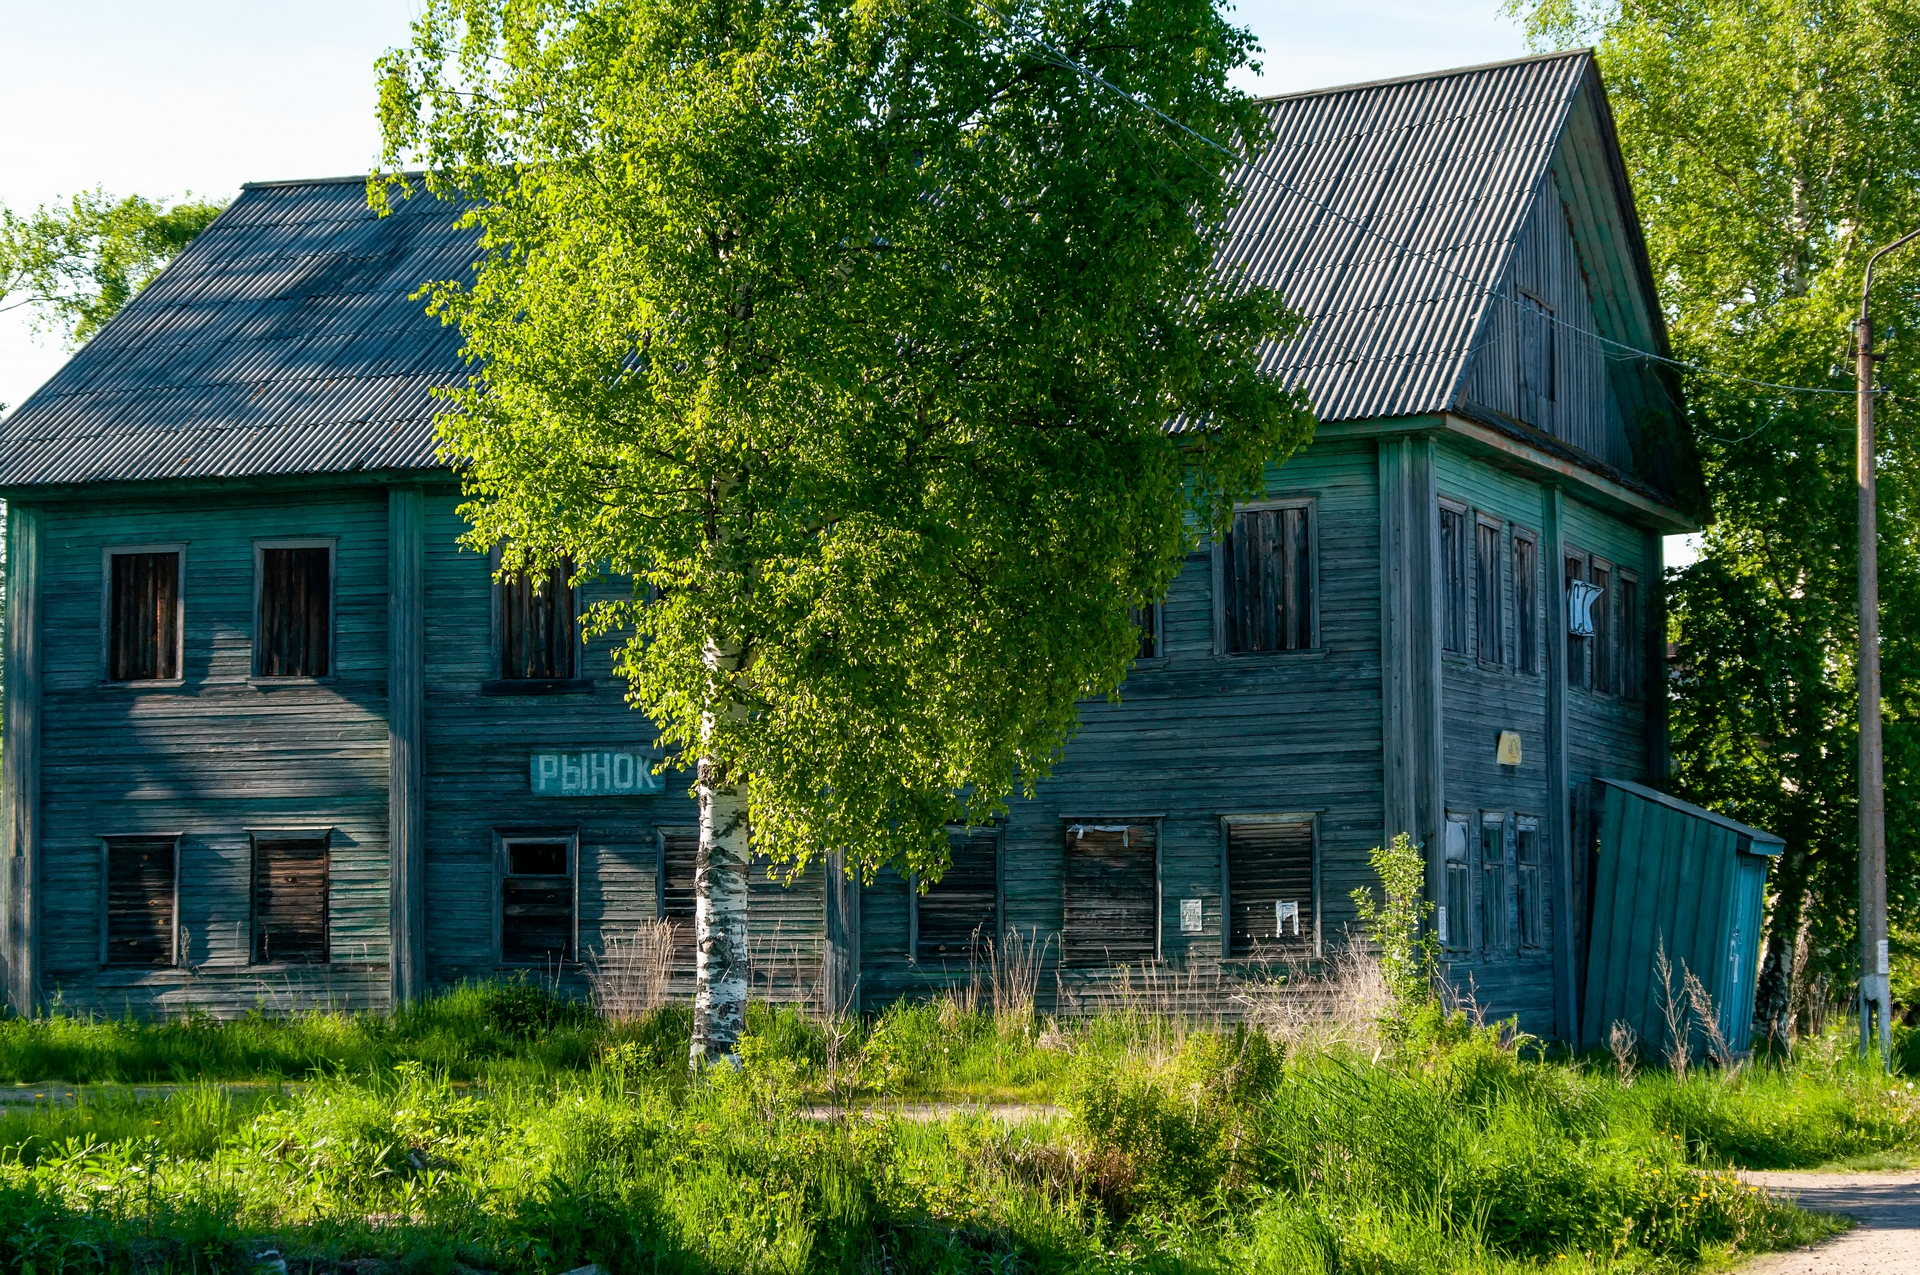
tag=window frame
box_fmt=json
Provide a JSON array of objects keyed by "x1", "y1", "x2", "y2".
[
  {"x1": 1059, "y1": 814, "x2": 1165, "y2": 967},
  {"x1": 485, "y1": 546, "x2": 591, "y2": 696},
  {"x1": 1515, "y1": 814, "x2": 1545, "y2": 950},
  {"x1": 492, "y1": 827, "x2": 581, "y2": 967},
  {"x1": 1518, "y1": 290, "x2": 1557, "y2": 425},
  {"x1": 247, "y1": 825, "x2": 333, "y2": 968},
  {"x1": 1479, "y1": 811, "x2": 1512, "y2": 954},
  {"x1": 1564, "y1": 548, "x2": 1591, "y2": 691},
  {"x1": 1129, "y1": 601, "x2": 1167, "y2": 666},
  {"x1": 1439, "y1": 499, "x2": 1470, "y2": 655},
  {"x1": 98, "y1": 833, "x2": 181, "y2": 968},
  {"x1": 1218, "y1": 812, "x2": 1321, "y2": 962},
  {"x1": 1511, "y1": 528, "x2": 1540, "y2": 676},
  {"x1": 99, "y1": 544, "x2": 187, "y2": 686},
  {"x1": 1442, "y1": 812, "x2": 1472, "y2": 952},
  {"x1": 1210, "y1": 496, "x2": 1321, "y2": 658},
  {"x1": 1589, "y1": 555, "x2": 1615, "y2": 695},
  {"x1": 1618, "y1": 569, "x2": 1643, "y2": 700},
  {"x1": 251, "y1": 537, "x2": 338, "y2": 682},
  {"x1": 1474, "y1": 514, "x2": 1505, "y2": 668},
  {"x1": 909, "y1": 824, "x2": 1005, "y2": 964}
]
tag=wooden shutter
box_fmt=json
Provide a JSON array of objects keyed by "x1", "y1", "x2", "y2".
[
  {"x1": 103, "y1": 837, "x2": 175, "y2": 966},
  {"x1": 257, "y1": 546, "x2": 330, "y2": 677},
  {"x1": 1480, "y1": 816, "x2": 1510, "y2": 951},
  {"x1": 1062, "y1": 822, "x2": 1157, "y2": 967},
  {"x1": 1225, "y1": 821, "x2": 1314, "y2": 957},
  {"x1": 253, "y1": 836, "x2": 328, "y2": 964},
  {"x1": 1443, "y1": 816, "x2": 1471, "y2": 950},
  {"x1": 501, "y1": 839, "x2": 573, "y2": 964},
  {"x1": 1475, "y1": 521, "x2": 1502, "y2": 663},
  {"x1": 917, "y1": 828, "x2": 999, "y2": 960},
  {"x1": 1221, "y1": 507, "x2": 1312, "y2": 654},
  {"x1": 1440, "y1": 506, "x2": 1468, "y2": 652},
  {"x1": 108, "y1": 552, "x2": 179, "y2": 681},
  {"x1": 1564, "y1": 555, "x2": 1588, "y2": 689},
  {"x1": 1513, "y1": 534, "x2": 1538, "y2": 674},
  {"x1": 502, "y1": 559, "x2": 575, "y2": 679},
  {"x1": 1590, "y1": 565, "x2": 1612, "y2": 693},
  {"x1": 1620, "y1": 577, "x2": 1641, "y2": 699},
  {"x1": 1519, "y1": 293, "x2": 1555, "y2": 426},
  {"x1": 1516, "y1": 817, "x2": 1544, "y2": 949},
  {"x1": 659, "y1": 828, "x2": 698, "y2": 967}
]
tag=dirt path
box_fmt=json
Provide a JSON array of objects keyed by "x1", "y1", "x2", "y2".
[{"x1": 1742, "y1": 1170, "x2": 1920, "y2": 1274}]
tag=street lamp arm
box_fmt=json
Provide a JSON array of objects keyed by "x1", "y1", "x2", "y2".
[{"x1": 1862, "y1": 227, "x2": 1920, "y2": 330}]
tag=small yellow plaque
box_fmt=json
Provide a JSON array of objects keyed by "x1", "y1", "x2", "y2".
[{"x1": 1496, "y1": 731, "x2": 1523, "y2": 766}]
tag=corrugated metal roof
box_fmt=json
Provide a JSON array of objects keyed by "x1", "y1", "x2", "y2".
[
  {"x1": 0, "y1": 51, "x2": 1596, "y2": 487},
  {"x1": 1219, "y1": 49, "x2": 1590, "y2": 425},
  {"x1": 0, "y1": 177, "x2": 474, "y2": 487}
]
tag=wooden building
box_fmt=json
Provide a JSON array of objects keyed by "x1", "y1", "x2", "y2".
[{"x1": 0, "y1": 50, "x2": 1702, "y2": 1039}]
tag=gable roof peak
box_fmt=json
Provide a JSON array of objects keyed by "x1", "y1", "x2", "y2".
[{"x1": 1249, "y1": 47, "x2": 1594, "y2": 107}]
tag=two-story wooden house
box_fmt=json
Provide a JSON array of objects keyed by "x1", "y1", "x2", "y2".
[{"x1": 0, "y1": 49, "x2": 1704, "y2": 1040}]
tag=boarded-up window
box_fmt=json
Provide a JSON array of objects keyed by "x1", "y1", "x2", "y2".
[
  {"x1": 1442, "y1": 815, "x2": 1471, "y2": 950},
  {"x1": 102, "y1": 836, "x2": 175, "y2": 966},
  {"x1": 1475, "y1": 520, "x2": 1503, "y2": 664},
  {"x1": 1220, "y1": 506, "x2": 1313, "y2": 654},
  {"x1": 1130, "y1": 603, "x2": 1161, "y2": 661},
  {"x1": 107, "y1": 551, "x2": 180, "y2": 681},
  {"x1": 501, "y1": 837, "x2": 574, "y2": 965},
  {"x1": 1565, "y1": 555, "x2": 1588, "y2": 689},
  {"x1": 1224, "y1": 820, "x2": 1314, "y2": 957},
  {"x1": 1518, "y1": 292, "x2": 1556, "y2": 426},
  {"x1": 1590, "y1": 564, "x2": 1612, "y2": 693},
  {"x1": 252, "y1": 836, "x2": 328, "y2": 964},
  {"x1": 1620, "y1": 575, "x2": 1642, "y2": 699},
  {"x1": 1516, "y1": 816, "x2": 1543, "y2": 949},
  {"x1": 256, "y1": 545, "x2": 330, "y2": 678},
  {"x1": 1441, "y1": 505, "x2": 1468, "y2": 653},
  {"x1": 502, "y1": 559, "x2": 575, "y2": 679},
  {"x1": 1513, "y1": 533, "x2": 1538, "y2": 674},
  {"x1": 916, "y1": 828, "x2": 999, "y2": 961},
  {"x1": 1063, "y1": 821, "x2": 1157, "y2": 967},
  {"x1": 1480, "y1": 814, "x2": 1510, "y2": 951},
  {"x1": 658, "y1": 827, "x2": 698, "y2": 964}
]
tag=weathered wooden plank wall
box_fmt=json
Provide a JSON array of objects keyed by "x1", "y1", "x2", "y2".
[{"x1": 2, "y1": 502, "x2": 42, "y2": 1012}]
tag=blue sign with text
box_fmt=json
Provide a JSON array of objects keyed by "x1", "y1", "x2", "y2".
[{"x1": 530, "y1": 751, "x2": 664, "y2": 796}]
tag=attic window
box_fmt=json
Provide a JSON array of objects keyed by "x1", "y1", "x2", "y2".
[
  {"x1": 1518, "y1": 292, "x2": 1556, "y2": 425},
  {"x1": 914, "y1": 827, "x2": 1001, "y2": 961},
  {"x1": 1062, "y1": 820, "x2": 1159, "y2": 967}
]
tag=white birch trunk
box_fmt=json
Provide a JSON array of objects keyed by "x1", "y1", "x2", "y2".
[{"x1": 691, "y1": 646, "x2": 751, "y2": 1067}]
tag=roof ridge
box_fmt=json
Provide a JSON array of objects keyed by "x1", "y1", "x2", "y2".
[
  {"x1": 241, "y1": 171, "x2": 428, "y2": 191},
  {"x1": 1247, "y1": 47, "x2": 1592, "y2": 107}
]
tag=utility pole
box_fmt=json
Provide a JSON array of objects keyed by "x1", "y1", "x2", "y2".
[{"x1": 1858, "y1": 227, "x2": 1920, "y2": 1070}]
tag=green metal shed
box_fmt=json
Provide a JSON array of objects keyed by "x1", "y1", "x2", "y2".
[{"x1": 1581, "y1": 778, "x2": 1783, "y2": 1056}]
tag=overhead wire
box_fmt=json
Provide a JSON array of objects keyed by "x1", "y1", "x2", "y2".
[{"x1": 930, "y1": 2, "x2": 1874, "y2": 404}]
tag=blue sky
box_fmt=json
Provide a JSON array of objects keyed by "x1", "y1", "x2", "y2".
[{"x1": 0, "y1": 0, "x2": 1535, "y2": 412}]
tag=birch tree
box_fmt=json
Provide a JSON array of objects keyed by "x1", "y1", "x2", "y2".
[{"x1": 375, "y1": 0, "x2": 1313, "y2": 1064}]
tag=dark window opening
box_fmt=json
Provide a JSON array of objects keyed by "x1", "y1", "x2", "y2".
[
  {"x1": 1591, "y1": 564, "x2": 1613, "y2": 694},
  {"x1": 658, "y1": 828, "x2": 698, "y2": 966},
  {"x1": 503, "y1": 559, "x2": 576, "y2": 680},
  {"x1": 1475, "y1": 520, "x2": 1503, "y2": 665},
  {"x1": 1565, "y1": 555, "x2": 1589, "y2": 690},
  {"x1": 1516, "y1": 816, "x2": 1543, "y2": 949},
  {"x1": 1130, "y1": 603, "x2": 1161, "y2": 661},
  {"x1": 1225, "y1": 820, "x2": 1314, "y2": 957},
  {"x1": 1443, "y1": 816, "x2": 1471, "y2": 951},
  {"x1": 1062, "y1": 821, "x2": 1157, "y2": 967},
  {"x1": 1441, "y1": 505, "x2": 1469, "y2": 653},
  {"x1": 916, "y1": 827, "x2": 999, "y2": 961},
  {"x1": 253, "y1": 836, "x2": 328, "y2": 964},
  {"x1": 103, "y1": 836, "x2": 175, "y2": 967},
  {"x1": 1621, "y1": 576, "x2": 1642, "y2": 699},
  {"x1": 1519, "y1": 293, "x2": 1556, "y2": 425},
  {"x1": 1513, "y1": 534, "x2": 1538, "y2": 674},
  {"x1": 1480, "y1": 815, "x2": 1510, "y2": 952},
  {"x1": 1221, "y1": 506, "x2": 1313, "y2": 653},
  {"x1": 256, "y1": 546, "x2": 331, "y2": 678},
  {"x1": 502, "y1": 837, "x2": 573, "y2": 965},
  {"x1": 108, "y1": 551, "x2": 179, "y2": 681}
]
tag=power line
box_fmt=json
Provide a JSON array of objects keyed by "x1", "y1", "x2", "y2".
[{"x1": 934, "y1": 4, "x2": 1869, "y2": 403}]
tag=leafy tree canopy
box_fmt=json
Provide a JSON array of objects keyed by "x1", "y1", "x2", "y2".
[
  {"x1": 1514, "y1": 0, "x2": 1920, "y2": 1029},
  {"x1": 375, "y1": 0, "x2": 1315, "y2": 883},
  {"x1": 0, "y1": 190, "x2": 226, "y2": 347}
]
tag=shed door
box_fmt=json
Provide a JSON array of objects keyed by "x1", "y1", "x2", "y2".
[
  {"x1": 1063, "y1": 822, "x2": 1158, "y2": 967},
  {"x1": 1724, "y1": 853, "x2": 1770, "y2": 1054}
]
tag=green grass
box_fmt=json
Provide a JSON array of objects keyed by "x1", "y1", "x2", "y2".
[{"x1": 0, "y1": 991, "x2": 1903, "y2": 1273}]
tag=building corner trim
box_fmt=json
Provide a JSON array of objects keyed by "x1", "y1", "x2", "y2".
[
  {"x1": 388, "y1": 487, "x2": 427, "y2": 1006},
  {"x1": 1, "y1": 504, "x2": 41, "y2": 1016}
]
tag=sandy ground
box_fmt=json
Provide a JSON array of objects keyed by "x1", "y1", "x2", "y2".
[{"x1": 1742, "y1": 1170, "x2": 1920, "y2": 1274}]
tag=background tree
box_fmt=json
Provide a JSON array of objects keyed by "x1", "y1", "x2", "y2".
[
  {"x1": 0, "y1": 189, "x2": 226, "y2": 351},
  {"x1": 1514, "y1": 0, "x2": 1920, "y2": 1042},
  {"x1": 376, "y1": 0, "x2": 1314, "y2": 1063}
]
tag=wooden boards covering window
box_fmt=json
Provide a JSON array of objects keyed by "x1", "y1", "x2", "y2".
[
  {"x1": 102, "y1": 836, "x2": 175, "y2": 966},
  {"x1": 916, "y1": 828, "x2": 999, "y2": 961},
  {"x1": 1224, "y1": 820, "x2": 1315, "y2": 957},
  {"x1": 107, "y1": 551, "x2": 179, "y2": 681},
  {"x1": 659, "y1": 827, "x2": 698, "y2": 967},
  {"x1": 253, "y1": 835, "x2": 328, "y2": 964},
  {"x1": 1513, "y1": 533, "x2": 1539, "y2": 674},
  {"x1": 1475, "y1": 520, "x2": 1503, "y2": 664},
  {"x1": 1220, "y1": 506, "x2": 1313, "y2": 653},
  {"x1": 1440, "y1": 505, "x2": 1468, "y2": 653},
  {"x1": 256, "y1": 545, "x2": 330, "y2": 677},
  {"x1": 502, "y1": 559, "x2": 575, "y2": 680},
  {"x1": 1062, "y1": 821, "x2": 1157, "y2": 967},
  {"x1": 501, "y1": 837, "x2": 573, "y2": 965}
]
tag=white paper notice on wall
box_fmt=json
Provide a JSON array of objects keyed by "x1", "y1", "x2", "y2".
[
  {"x1": 1881, "y1": 939, "x2": 1892, "y2": 977},
  {"x1": 1180, "y1": 898, "x2": 1203, "y2": 934},
  {"x1": 1438, "y1": 905, "x2": 1449, "y2": 945},
  {"x1": 1276, "y1": 900, "x2": 1300, "y2": 937}
]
